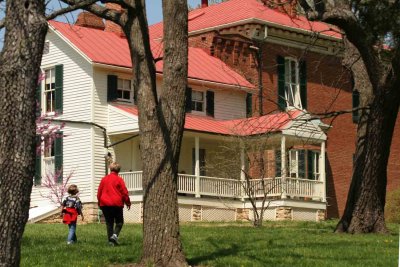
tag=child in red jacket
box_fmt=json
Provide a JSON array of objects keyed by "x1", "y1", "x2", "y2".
[{"x1": 61, "y1": 184, "x2": 84, "y2": 244}]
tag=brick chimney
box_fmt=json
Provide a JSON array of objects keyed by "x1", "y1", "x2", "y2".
[
  {"x1": 104, "y1": 3, "x2": 125, "y2": 37},
  {"x1": 75, "y1": 12, "x2": 105, "y2": 30},
  {"x1": 261, "y1": 0, "x2": 298, "y2": 17},
  {"x1": 201, "y1": 0, "x2": 208, "y2": 8}
]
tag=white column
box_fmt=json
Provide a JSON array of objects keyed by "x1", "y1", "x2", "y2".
[
  {"x1": 195, "y1": 136, "x2": 200, "y2": 198},
  {"x1": 281, "y1": 135, "x2": 287, "y2": 199},
  {"x1": 320, "y1": 141, "x2": 326, "y2": 202},
  {"x1": 240, "y1": 146, "x2": 245, "y2": 201}
]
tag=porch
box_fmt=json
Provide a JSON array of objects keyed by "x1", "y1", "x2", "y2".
[{"x1": 120, "y1": 171, "x2": 325, "y2": 201}]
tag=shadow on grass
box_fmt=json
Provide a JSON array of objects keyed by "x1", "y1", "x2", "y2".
[{"x1": 188, "y1": 237, "x2": 240, "y2": 266}]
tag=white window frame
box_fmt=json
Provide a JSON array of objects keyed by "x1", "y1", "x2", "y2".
[
  {"x1": 284, "y1": 57, "x2": 302, "y2": 109},
  {"x1": 42, "y1": 136, "x2": 55, "y2": 178},
  {"x1": 117, "y1": 78, "x2": 133, "y2": 103},
  {"x1": 43, "y1": 67, "x2": 56, "y2": 116},
  {"x1": 191, "y1": 90, "x2": 205, "y2": 113},
  {"x1": 288, "y1": 150, "x2": 300, "y2": 178},
  {"x1": 312, "y1": 151, "x2": 321, "y2": 180}
]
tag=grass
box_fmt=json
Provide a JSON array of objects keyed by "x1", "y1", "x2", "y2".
[{"x1": 21, "y1": 220, "x2": 399, "y2": 267}]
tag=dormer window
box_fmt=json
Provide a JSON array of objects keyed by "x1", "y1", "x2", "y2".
[
  {"x1": 117, "y1": 78, "x2": 132, "y2": 102},
  {"x1": 192, "y1": 91, "x2": 204, "y2": 112}
]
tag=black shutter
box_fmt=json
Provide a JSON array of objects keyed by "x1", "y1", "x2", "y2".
[
  {"x1": 54, "y1": 132, "x2": 63, "y2": 183},
  {"x1": 299, "y1": 60, "x2": 307, "y2": 109},
  {"x1": 352, "y1": 90, "x2": 360, "y2": 123},
  {"x1": 206, "y1": 90, "x2": 214, "y2": 117},
  {"x1": 298, "y1": 150, "x2": 305, "y2": 179},
  {"x1": 55, "y1": 64, "x2": 63, "y2": 114},
  {"x1": 107, "y1": 75, "x2": 118, "y2": 102},
  {"x1": 185, "y1": 87, "x2": 192, "y2": 113},
  {"x1": 275, "y1": 150, "x2": 281, "y2": 177},
  {"x1": 307, "y1": 150, "x2": 314, "y2": 180},
  {"x1": 34, "y1": 136, "x2": 42, "y2": 186},
  {"x1": 277, "y1": 56, "x2": 286, "y2": 110},
  {"x1": 246, "y1": 93, "x2": 253, "y2": 118}
]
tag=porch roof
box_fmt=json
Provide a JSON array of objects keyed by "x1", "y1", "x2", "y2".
[{"x1": 114, "y1": 105, "x2": 326, "y2": 140}]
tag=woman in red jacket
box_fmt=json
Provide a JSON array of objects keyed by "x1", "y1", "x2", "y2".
[{"x1": 97, "y1": 162, "x2": 131, "y2": 246}]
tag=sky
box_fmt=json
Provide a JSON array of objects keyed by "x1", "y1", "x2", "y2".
[{"x1": 0, "y1": 0, "x2": 201, "y2": 50}]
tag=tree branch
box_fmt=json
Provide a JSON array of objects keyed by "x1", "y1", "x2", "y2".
[
  {"x1": 298, "y1": 1, "x2": 382, "y2": 92},
  {"x1": 46, "y1": 0, "x2": 98, "y2": 21}
]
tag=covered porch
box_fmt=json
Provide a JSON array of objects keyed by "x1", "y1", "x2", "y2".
[{"x1": 109, "y1": 110, "x2": 327, "y2": 204}]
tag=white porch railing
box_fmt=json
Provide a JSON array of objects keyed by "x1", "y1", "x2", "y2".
[{"x1": 119, "y1": 171, "x2": 324, "y2": 201}]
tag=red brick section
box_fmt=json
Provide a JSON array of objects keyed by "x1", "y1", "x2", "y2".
[
  {"x1": 188, "y1": 31, "x2": 400, "y2": 218},
  {"x1": 104, "y1": 3, "x2": 125, "y2": 37},
  {"x1": 75, "y1": 12, "x2": 105, "y2": 30}
]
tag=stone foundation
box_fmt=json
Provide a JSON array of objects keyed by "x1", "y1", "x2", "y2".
[
  {"x1": 192, "y1": 205, "x2": 202, "y2": 221},
  {"x1": 275, "y1": 207, "x2": 292, "y2": 220},
  {"x1": 317, "y1": 209, "x2": 326, "y2": 222},
  {"x1": 236, "y1": 208, "x2": 250, "y2": 221}
]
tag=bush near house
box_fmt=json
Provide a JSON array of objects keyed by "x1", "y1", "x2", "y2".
[
  {"x1": 386, "y1": 187, "x2": 400, "y2": 223},
  {"x1": 22, "y1": 221, "x2": 398, "y2": 267}
]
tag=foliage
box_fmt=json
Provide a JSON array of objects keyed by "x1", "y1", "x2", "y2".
[
  {"x1": 385, "y1": 186, "x2": 400, "y2": 223},
  {"x1": 39, "y1": 170, "x2": 74, "y2": 206},
  {"x1": 21, "y1": 221, "x2": 399, "y2": 267}
]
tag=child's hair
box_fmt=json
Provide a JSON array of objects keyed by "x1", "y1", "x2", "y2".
[
  {"x1": 67, "y1": 184, "x2": 79, "y2": 195},
  {"x1": 109, "y1": 162, "x2": 121, "y2": 173}
]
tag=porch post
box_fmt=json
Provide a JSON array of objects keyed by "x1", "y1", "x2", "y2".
[
  {"x1": 320, "y1": 141, "x2": 326, "y2": 202},
  {"x1": 240, "y1": 146, "x2": 245, "y2": 201},
  {"x1": 281, "y1": 135, "x2": 287, "y2": 199},
  {"x1": 195, "y1": 136, "x2": 200, "y2": 198}
]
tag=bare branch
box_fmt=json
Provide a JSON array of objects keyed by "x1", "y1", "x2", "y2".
[
  {"x1": 60, "y1": 0, "x2": 132, "y2": 25},
  {"x1": 46, "y1": 0, "x2": 98, "y2": 21}
]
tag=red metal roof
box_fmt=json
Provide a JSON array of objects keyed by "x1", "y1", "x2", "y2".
[
  {"x1": 49, "y1": 21, "x2": 254, "y2": 89},
  {"x1": 149, "y1": 0, "x2": 341, "y2": 40},
  {"x1": 114, "y1": 104, "x2": 301, "y2": 136}
]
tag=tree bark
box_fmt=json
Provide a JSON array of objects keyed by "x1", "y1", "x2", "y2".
[
  {"x1": 122, "y1": 0, "x2": 189, "y2": 266},
  {"x1": 336, "y1": 89, "x2": 400, "y2": 233},
  {"x1": 0, "y1": 1, "x2": 48, "y2": 266}
]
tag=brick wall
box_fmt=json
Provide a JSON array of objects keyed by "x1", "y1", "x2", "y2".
[{"x1": 188, "y1": 31, "x2": 400, "y2": 218}]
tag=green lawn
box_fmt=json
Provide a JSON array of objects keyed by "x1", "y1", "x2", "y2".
[{"x1": 21, "y1": 220, "x2": 399, "y2": 267}]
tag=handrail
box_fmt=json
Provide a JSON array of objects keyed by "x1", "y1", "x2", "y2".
[{"x1": 119, "y1": 172, "x2": 324, "y2": 201}]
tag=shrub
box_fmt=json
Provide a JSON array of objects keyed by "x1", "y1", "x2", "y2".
[{"x1": 385, "y1": 186, "x2": 400, "y2": 223}]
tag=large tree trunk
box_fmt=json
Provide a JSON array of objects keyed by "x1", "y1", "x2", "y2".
[
  {"x1": 336, "y1": 41, "x2": 400, "y2": 233},
  {"x1": 125, "y1": 0, "x2": 188, "y2": 266},
  {"x1": 336, "y1": 90, "x2": 400, "y2": 233},
  {"x1": 0, "y1": 1, "x2": 48, "y2": 266}
]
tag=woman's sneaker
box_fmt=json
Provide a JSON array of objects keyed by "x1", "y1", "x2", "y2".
[{"x1": 109, "y1": 234, "x2": 119, "y2": 246}]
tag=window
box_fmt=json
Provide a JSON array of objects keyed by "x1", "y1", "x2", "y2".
[
  {"x1": 44, "y1": 68, "x2": 56, "y2": 113},
  {"x1": 191, "y1": 91, "x2": 204, "y2": 112},
  {"x1": 275, "y1": 149, "x2": 319, "y2": 180},
  {"x1": 117, "y1": 78, "x2": 133, "y2": 102},
  {"x1": 277, "y1": 56, "x2": 306, "y2": 110},
  {"x1": 284, "y1": 58, "x2": 301, "y2": 109},
  {"x1": 43, "y1": 137, "x2": 55, "y2": 177},
  {"x1": 308, "y1": 151, "x2": 320, "y2": 180},
  {"x1": 34, "y1": 133, "x2": 63, "y2": 185},
  {"x1": 288, "y1": 150, "x2": 305, "y2": 178}
]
